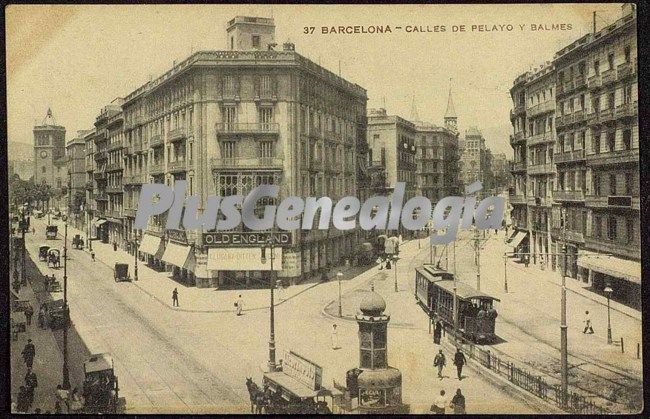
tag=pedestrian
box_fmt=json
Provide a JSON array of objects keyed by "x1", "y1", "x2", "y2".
[
  {"x1": 12, "y1": 277, "x2": 21, "y2": 295},
  {"x1": 32, "y1": 227, "x2": 35, "y2": 235},
  {"x1": 235, "y1": 294, "x2": 243, "y2": 316},
  {"x1": 22, "y1": 339, "x2": 35, "y2": 369},
  {"x1": 91, "y1": 250, "x2": 95, "y2": 262},
  {"x1": 69, "y1": 387, "x2": 85, "y2": 413},
  {"x1": 433, "y1": 320, "x2": 443, "y2": 345},
  {"x1": 56, "y1": 384, "x2": 69, "y2": 413},
  {"x1": 434, "y1": 349, "x2": 446, "y2": 379},
  {"x1": 38, "y1": 304, "x2": 46, "y2": 329},
  {"x1": 17, "y1": 386, "x2": 29, "y2": 413},
  {"x1": 331, "y1": 324, "x2": 340, "y2": 350},
  {"x1": 24, "y1": 304, "x2": 34, "y2": 326},
  {"x1": 583, "y1": 310, "x2": 594, "y2": 334},
  {"x1": 54, "y1": 400, "x2": 62, "y2": 414},
  {"x1": 113, "y1": 241, "x2": 117, "y2": 251},
  {"x1": 25, "y1": 369, "x2": 38, "y2": 395},
  {"x1": 172, "y1": 288, "x2": 179, "y2": 307},
  {"x1": 430, "y1": 389, "x2": 448, "y2": 414},
  {"x1": 450, "y1": 388, "x2": 466, "y2": 414},
  {"x1": 453, "y1": 347, "x2": 466, "y2": 380}
]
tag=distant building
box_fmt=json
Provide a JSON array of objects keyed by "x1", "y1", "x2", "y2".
[
  {"x1": 65, "y1": 131, "x2": 89, "y2": 220},
  {"x1": 9, "y1": 160, "x2": 33, "y2": 181},
  {"x1": 459, "y1": 126, "x2": 486, "y2": 188},
  {"x1": 33, "y1": 108, "x2": 67, "y2": 200}
]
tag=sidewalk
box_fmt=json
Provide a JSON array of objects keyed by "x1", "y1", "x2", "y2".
[{"x1": 62, "y1": 221, "x2": 372, "y2": 313}]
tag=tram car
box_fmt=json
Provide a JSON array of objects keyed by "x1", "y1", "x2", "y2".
[{"x1": 415, "y1": 264, "x2": 500, "y2": 343}]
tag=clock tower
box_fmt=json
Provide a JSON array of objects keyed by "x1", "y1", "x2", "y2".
[{"x1": 33, "y1": 108, "x2": 66, "y2": 193}]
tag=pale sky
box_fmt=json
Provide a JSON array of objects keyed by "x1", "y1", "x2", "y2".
[{"x1": 7, "y1": 3, "x2": 624, "y2": 156}]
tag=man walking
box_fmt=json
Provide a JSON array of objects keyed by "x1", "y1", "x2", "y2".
[
  {"x1": 235, "y1": 294, "x2": 243, "y2": 316},
  {"x1": 22, "y1": 339, "x2": 35, "y2": 369},
  {"x1": 583, "y1": 310, "x2": 594, "y2": 334},
  {"x1": 433, "y1": 320, "x2": 443, "y2": 345},
  {"x1": 24, "y1": 369, "x2": 38, "y2": 404},
  {"x1": 453, "y1": 347, "x2": 467, "y2": 380},
  {"x1": 434, "y1": 349, "x2": 446, "y2": 379},
  {"x1": 24, "y1": 304, "x2": 34, "y2": 326},
  {"x1": 91, "y1": 250, "x2": 95, "y2": 262},
  {"x1": 331, "y1": 324, "x2": 340, "y2": 350},
  {"x1": 172, "y1": 288, "x2": 179, "y2": 307},
  {"x1": 450, "y1": 388, "x2": 466, "y2": 414}
]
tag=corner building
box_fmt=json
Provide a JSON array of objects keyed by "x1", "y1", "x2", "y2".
[{"x1": 124, "y1": 17, "x2": 368, "y2": 287}]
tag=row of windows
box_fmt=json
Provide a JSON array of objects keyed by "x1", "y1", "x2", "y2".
[
  {"x1": 592, "y1": 172, "x2": 636, "y2": 196},
  {"x1": 592, "y1": 215, "x2": 635, "y2": 243}
]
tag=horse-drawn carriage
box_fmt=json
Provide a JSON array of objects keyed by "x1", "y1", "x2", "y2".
[
  {"x1": 72, "y1": 234, "x2": 84, "y2": 249},
  {"x1": 83, "y1": 353, "x2": 120, "y2": 414},
  {"x1": 42, "y1": 299, "x2": 66, "y2": 329},
  {"x1": 114, "y1": 263, "x2": 131, "y2": 282},
  {"x1": 48, "y1": 249, "x2": 62, "y2": 268},
  {"x1": 354, "y1": 242, "x2": 375, "y2": 266},
  {"x1": 39, "y1": 245, "x2": 51, "y2": 261},
  {"x1": 10, "y1": 298, "x2": 31, "y2": 339},
  {"x1": 46, "y1": 225, "x2": 58, "y2": 240}
]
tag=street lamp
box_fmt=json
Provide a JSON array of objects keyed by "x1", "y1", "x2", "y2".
[
  {"x1": 62, "y1": 223, "x2": 71, "y2": 389},
  {"x1": 261, "y1": 237, "x2": 277, "y2": 372},
  {"x1": 392, "y1": 255, "x2": 399, "y2": 292},
  {"x1": 604, "y1": 284, "x2": 613, "y2": 344},
  {"x1": 134, "y1": 235, "x2": 139, "y2": 281},
  {"x1": 337, "y1": 271, "x2": 343, "y2": 317}
]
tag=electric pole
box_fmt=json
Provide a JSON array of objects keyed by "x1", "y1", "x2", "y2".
[{"x1": 560, "y1": 208, "x2": 568, "y2": 407}]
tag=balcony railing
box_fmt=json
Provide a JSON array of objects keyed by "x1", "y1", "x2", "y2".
[
  {"x1": 527, "y1": 163, "x2": 555, "y2": 175},
  {"x1": 553, "y1": 189, "x2": 585, "y2": 202},
  {"x1": 527, "y1": 101, "x2": 554, "y2": 116},
  {"x1": 574, "y1": 75, "x2": 586, "y2": 89},
  {"x1": 563, "y1": 80, "x2": 575, "y2": 94},
  {"x1": 554, "y1": 149, "x2": 585, "y2": 164},
  {"x1": 587, "y1": 74, "x2": 601, "y2": 90},
  {"x1": 150, "y1": 134, "x2": 164, "y2": 148},
  {"x1": 124, "y1": 208, "x2": 137, "y2": 218},
  {"x1": 95, "y1": 193, "x2": 108, "y2": 201},
  {"x1": 508, "y1": 194, "x2": 526, "y2": 205},
  {"x1": 107, "y1": 141, "x2": 123, "y2": 151},
  {"x1": 94, "y1": 151, "x2": 107, "y2": 161},
  {"x1": 106, "y1": 185, "x2": 123, "y2": 194},
  {"x1": 210, "y1": 156, "x2": 283, "y2": 170},
  {"x1": 168, "y1": 159, "x2": 188, "y2": 172},
  {"x1": 617, "y1": 61, "x2": 635, "y2": 80},
  {"x1": 586, "y1": 148, "x2": 638, "y2": 166},
  {"x1": 601, "y1": 69, "x2": 615, "y2": 86},
  {"x1": 584, "y1": 236, "x2": 639, "y2": 260},
  {"x1": 528, "y1": 132, "x2": 554, "y2": 145},
  {"x1": 572, "y1": 109, "x2": 585, "y2": 124},
  {"x1": 551, "y1": 228, "x2": 584, "y2": 244},
  {"x1": 615, "y1": 102, "x2": 638, "y2": 120},
  {"x1": 148, "y1": 163, "x2": 165, "y2": 175},
  {"x1": 133, "y1": 142, "x2": 144, "y2": 154},
  {"x1": 168, "y1": 127, "x2": 187, "y2": 142},
  {"x1": 585, "y1": 195, "x2": 639, "y2": 210},
  {"x1": 510, "y1": 132, "x2": 525, "y2": 145},
  {"x1": 106, "y1": 162, "x2": 122, "y2": 172},
  {"x1": 216, "y1": 122, "x2": 279, "y2": 134},
  {"x1": 510, "y1": 161, "x2": 527, "y2": 172}
]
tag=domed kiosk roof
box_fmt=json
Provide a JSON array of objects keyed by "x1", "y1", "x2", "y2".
[{"x1": 359, "y1": 290, "x2": 386, "y2": 317}]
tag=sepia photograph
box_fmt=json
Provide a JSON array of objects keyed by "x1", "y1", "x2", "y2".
[{"x1": 6, "y1": 3, "x2": 642, "y2": 414}]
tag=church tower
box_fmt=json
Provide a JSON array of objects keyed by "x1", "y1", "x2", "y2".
[
  {"x1": 33, "y1": 108, "x2": 66, "y2": 190},
  {"x1": 444, "y1": 81, "x2": 458, "y2": 133}
]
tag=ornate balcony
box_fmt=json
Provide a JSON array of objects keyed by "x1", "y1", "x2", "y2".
[
  {"x1": 168, "y1": 159, "x2": 188, "y2": 173},
  {"x1": 527, "y1": 163, "x2": 555, "y2": 175},
  {"x1": 555, "y1": 115, "x2": 566, "y2": 129},
  {"x1": 572, "y1": 110, "x2": 585, "y2": 124},
  {"x1": 123, "y1": 208, "x2": 137, "y2": 218},
  {"x1": 585, "y1": 195, "x2": 639, "y2": 210},
  {"x1": 551, "y1": 228, "x2": 584, "y2": 244},
  {"x1": 553, "y1": 189, "x2": 585, "y2": 202},
  {"x1": 509, "y1": 132, "x2": 525, "y2": 145},
  {"x1": 150, "y1": 134, "x2": 164, "y2": 148},
  {"x1": 510, "y1": 161, "x2": 527, "y2": 173},
  {"x1": 601, "y1": 69, "x2": 615, "y2": 86},
  {"x1": 528, "y1": 131, "x2": 554, "y2": 146},
  {"x1": 587, "y1": 74, "x2": 601, "y2": 90},
  {"x1": 94, "y1": 150, "x2": 107, "y2": 161},
  {"x1": 574, "y1": 75, "x2": 586, "y2": 90},
  {"x1": 615, "y1": 102, "x2": 638, "y2": 120},
  {"x1": 216, "y1": 122, "x2": 279, "y2": 135},
  {"x1": 599, "y1": 108, "x2": 615, "y2": 124},
  {"x1": 133, "y1": 142, "x2": 144, "y2": 154},
  {"x1": 210, "y1": 156, "x2": 283, "y2": 170},
  {"x1": 168, "y1": 127, "x2": 187, "y2": 142},
  {"x1": 107, "y1": 141, "x2": 123, "y2": 151},
  {"x1": 584, "y1": 236, "x2": 639, "y2": 260},
  {"x1": 106, "y1": 162, "x2": 122, "y2": 172},
  {"x1": 617, "y1": 61, "x2": 635, "y2": 80},
  {"x1": 527, "y1": 101, "x2": 554, "y2": 117},
  {"x1": 148, "y1": 162, "x2": 165, "y2": 175},
  {"x1": 508, "y1": 194, "x2": 526, "y2": 205},
  {"x1": 106, "y1": 185, "x2": 123, "y2": 194},
  {"x1": 586, "y1": 148, "x2": 638, "y2": 166},
  {"x1": 563, "y1": 80, "x2": 575, "y2": 94},
  {"x1": 554, "y1": 149, "x2": 585, "y2": 164}
]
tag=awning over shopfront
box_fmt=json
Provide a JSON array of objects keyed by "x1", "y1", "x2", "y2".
[
  {"x1": 577, "y1": 255, "x2": 641, "y2": 285},
  {"x1": 138, "y1": 234, "x2": 162, "y2": 256},
  {"x1": 161, "y1": 242, "x2": 193, "y2": 270},
  {"x1": 93, "y1": 218, "x2": 107, "y2": 227},
  {"x1": 507, "y1": 232, "x2": 528, "y2": 249}
]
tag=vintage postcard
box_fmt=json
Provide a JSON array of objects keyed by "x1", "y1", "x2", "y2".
[{"x1": 6, "y1": 3, "x2": 641, "y2": 415}]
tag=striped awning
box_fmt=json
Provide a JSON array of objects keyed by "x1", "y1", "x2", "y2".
[
  {"x1": 138, "y1": 234, "x2": 162, "y2": 256},
  {"x1": 577, "y1": 255, "x2": 640, "y2": 285}
]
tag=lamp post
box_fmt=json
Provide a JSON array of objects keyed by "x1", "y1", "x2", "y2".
[
  {"x1": 134, "y1": 234, "x2": 139, "y2": 281},
  {"x1": 261, "y1": 237, "x2": 277, "y2": 372},
  {"x1": 604, "y1": 284, "x2": 613, "y2": 344},
  {"x1": 62, "y1": 223, "x2": 71, "y2": 389},
  {"x1": 337, "y1": 271, "x2": 343, "y2": 317},
  {"x1": 560, "y1": 207, "x2": 568, "y2": 408},
  {"x1": 393, "y1": 255, "x2": 399, "y2": 292}
]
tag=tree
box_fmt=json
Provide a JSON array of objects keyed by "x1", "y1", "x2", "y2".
[{"x1": 71, "y1": 190, "x2": 86, "y2": 214}]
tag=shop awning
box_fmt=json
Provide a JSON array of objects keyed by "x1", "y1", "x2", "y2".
[
  {"x1": 94, "y1": 219, "x2": 107, "y2": 227},
  {"x1": 577, "y1": 255, "x2": 641, "y2": 285},
  {"x1": 138, "y1": 234, "x2": 162, "y2": 256},
  {"x1": 161, "y1": 242, "x2": 193, "y2": 270},
  {"x1": 264, "y1": 371, "x2": 319, "y2": 399},
  {"x1": 507, "y1": 232, "x2": 528, "y2": 249}
]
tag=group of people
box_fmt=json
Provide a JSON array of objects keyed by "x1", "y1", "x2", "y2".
[
  {"x1": 433, "y1": 348, "x2": 467, "y2": 381},
  {"x1": 431, "y1": 388, "x2": 466, "y2": 414}
]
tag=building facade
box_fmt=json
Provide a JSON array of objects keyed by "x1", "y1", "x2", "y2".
[
  {"x1": 33, "y1": 108, "x2": 67, "y2": 207},
  {"x1": 509, "y1": 4, "x2": 639, "y2": 307},
  {"x1": 65, "y1": 131, "x2": 89, "y2": 226},
  {"x1": 414, "y1": 122, "x2": 460, "y2": 203},
  {"x1": 459, "y1": 126, "x2": 487, "y2": 189},
  {"x1": 79, "y1": 16, "x2": 371, "y2": 288}
]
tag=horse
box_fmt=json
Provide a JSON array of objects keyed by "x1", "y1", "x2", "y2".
[{"x1": 245, "y1": 377, "x2": 267, "y2": 414}]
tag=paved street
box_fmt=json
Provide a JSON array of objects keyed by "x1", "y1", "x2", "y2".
[{"x1": 22, "y1": 217, "x2": 545, "y2": 413}]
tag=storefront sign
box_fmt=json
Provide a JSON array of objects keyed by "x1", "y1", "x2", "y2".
[
  {"x1": 282, "y1": 350, "x2": 322, "y2": 391},
  {"x1": 202, "y1": 231, "x2": 291, "y2": 247},
  {"x1": 167, "y1": 228, "x2": 188, "y2": 244},
  {"x1": 207, "y1": 247, "x2": 283, "y2": 271}
]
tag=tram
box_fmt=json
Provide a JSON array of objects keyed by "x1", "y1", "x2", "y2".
[{"x1": 415, "y1": 264, "x2": 500, "y2": 343}]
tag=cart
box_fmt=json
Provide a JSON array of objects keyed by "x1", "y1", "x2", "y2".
[
  {"x1": 43, "y1": 299, "x2": 66, "y2": 329},
  {"x1": 83, "y1": 353, "x2": 120, "y2": 414},
  {"x1": 72, "y1": 234, "x2": 84, "y2": 249},
  {"x1": 46, "y1": 225, "x2": 58, "y2": 239},
  {"x1": 114, "y1": 263, "x2": 131, "y2": 282},
  {"x1": 48, "y1": 249, "x2": 61, "y2": 268},
  {"x1": 39, "y1": 245, "x2": 51, "y2": 261}
]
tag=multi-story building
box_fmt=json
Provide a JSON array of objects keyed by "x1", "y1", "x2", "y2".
[
  {"x1": 65, "y1": 131, "x2": 89, "y2": 226},
  {"x1": 491, "y1": 152, "x2": 510, "y2": 192},
  {"x1": 510, "y1": 4, "x2": 638, "y2": 307},
  {"x1": 34, "y1": 108, "x2": 67, "y2": 207},
  {"x1": 83, "y1": 129, "x2": 96, "y2": 237},
  {"x1": 101, "y1": 16, "x2": 369, "y2": 288},
  {"x1": 367, "y1": 108, "x2": 417, "y2": 237},
  {"x1": 414, "y1": 122, "x2": 460, "y2": 203},
  {"x1": 459, "y1": 126, "x2": 486, "y2": 188}
]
